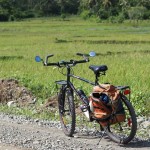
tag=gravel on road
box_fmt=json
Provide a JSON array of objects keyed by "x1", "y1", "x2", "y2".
[{"x1": 0, "y1": 113, "x2": 150, "y2": 150}]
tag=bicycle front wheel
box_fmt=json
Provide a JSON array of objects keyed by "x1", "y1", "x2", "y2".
[
  {"x1": 58, "y1": 86, "x2": 75, "y2": 137},
  {"x1": 105, "y1": 95, "x2": 137, "y2": 144}
]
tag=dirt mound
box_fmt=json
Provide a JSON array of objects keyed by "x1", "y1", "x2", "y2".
[{"x1": 0, "y1": 79, "x2": 36, "y2": 106}]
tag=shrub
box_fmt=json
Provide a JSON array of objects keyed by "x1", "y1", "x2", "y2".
[
  {"x1": 24, "y1": 10, "x2": 35, "y2": 18},
  {"x1": 61, "y1": 13, "x2": 66, "y2": 20},
  {"x1": 108, "y1": 14, "x2": 125, "y2": 24},
  {"x1": 128, "y1": 6, "x2": 147, "y2": 21},
  {"x1": 0, "y1": 9, "x2": 9, "y2": 21},
  {"x1": 98, "y1": 9, "x2": 109, "y2": 20},
  {"x1": 117, "y1": 13, "x2": 125, "y2": 23},
  {"x1": 143, "y1": 10, "x2": 150, "y2": 19},
  {"x1": 9, "y1": 15, "x2": 15, "y2": 21},
  {"x1": 109, "y1": 16, "x2": 117, "y2": 23},
  {"x1": 80, "y1": 10, "x2": 91, "y2": 20},
  {"x1": 13, "y1": 10, "x2": 35, "y2": 20}
]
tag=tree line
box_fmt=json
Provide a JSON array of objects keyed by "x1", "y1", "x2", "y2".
[{"x1": 0, "y1": 0, "x2": 150, "y2": 22}]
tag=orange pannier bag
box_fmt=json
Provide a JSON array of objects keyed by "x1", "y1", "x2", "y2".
[{"x1": 89, "y1": 84, "x2": 126, "y2": 126}]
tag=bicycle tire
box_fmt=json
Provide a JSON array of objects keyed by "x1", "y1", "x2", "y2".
[
  {"x1": 105, "y1": 95, "x2": 137, "y2": 144},
  {"x1": 58, "y1": 85, "x2": 76, "y2": 137}
]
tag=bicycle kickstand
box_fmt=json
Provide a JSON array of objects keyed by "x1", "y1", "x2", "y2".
[{"x1": 97, "y1": 125, "x2": 108, "y2": 145}]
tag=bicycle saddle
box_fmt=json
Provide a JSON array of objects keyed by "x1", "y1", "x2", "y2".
[{"x1": 89, "y1": 65, "x2": 108, "y2": 74}]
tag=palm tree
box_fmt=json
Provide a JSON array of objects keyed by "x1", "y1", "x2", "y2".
[
  {"x1": 102, "y1": 0, "x2": 112, "y2": 8},
  {"x1": 119, "y1": 0, "x2": 128, "y2": 12}
]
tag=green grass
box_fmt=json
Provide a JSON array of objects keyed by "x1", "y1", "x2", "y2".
[
  {"x1": 0, "y1": 104, "x2": 59, "y2": 120},
  {"x1": 0, "y1": 16, "x2": 150, "y2": 115}
]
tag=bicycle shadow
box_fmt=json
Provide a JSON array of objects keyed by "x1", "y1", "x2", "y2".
[
  {"x1": 74, "y1": 131, "x2": 150, "y2": 148},
  {"x1": 120, "y1": 139, "x2": 150, "y2": 148}
]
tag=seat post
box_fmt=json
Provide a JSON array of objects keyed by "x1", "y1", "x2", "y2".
[{"x1": 95, "y1": 73, "x2": 100, "y2": 85}]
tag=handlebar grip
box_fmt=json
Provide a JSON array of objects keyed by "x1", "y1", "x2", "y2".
[
  {"x1": 46, "y1": 62, "x2": 59, "y2": 66},
  {"x1": 76, "y1": 53, "x2": 83, "y2": 56},
  {"x1": 75, "y1": 59, "x2": 89, "y2": 64},
  {"x1": 45, "y1": 54, "x2": 54, "y2": 65}
]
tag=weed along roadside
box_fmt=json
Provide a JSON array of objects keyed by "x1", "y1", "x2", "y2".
[
  {"x1": 0, "y1": 79, "x2": 36, "y2": 106},
  {"x1": 0, "y1": 79, "x2": 57, "y2": 119}
]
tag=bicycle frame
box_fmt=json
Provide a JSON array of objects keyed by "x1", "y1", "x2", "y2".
[
  {"x1": 55, "y1": 65, "x2": 131, "y2": 104},
  {"x1": 55, "y1": 65, "x2": 95, "y2": 104}
]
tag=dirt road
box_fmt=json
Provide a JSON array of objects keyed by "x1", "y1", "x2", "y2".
[
  {"x1": 0, "y1": 113, "x2": 149, "y2": 150},
  {"x1": 0, "y1": 143, "x2": 28, "y2": 150}
]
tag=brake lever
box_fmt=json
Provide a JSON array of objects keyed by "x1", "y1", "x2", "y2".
[
  {"x1": 83, "y1": 55, "x2": 89, "y2": 62},
  {"x1": 77, "y1": 53, "x2": 89, "y2": 61}
]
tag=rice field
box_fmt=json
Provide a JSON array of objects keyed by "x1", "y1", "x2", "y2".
[{"x1": 0, "y1": 16, "x2": 150, "y2": 114}]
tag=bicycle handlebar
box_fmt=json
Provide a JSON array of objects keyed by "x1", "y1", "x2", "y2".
[{"x1": 44, "y1": 53, "x2": 89, "y2": 67}]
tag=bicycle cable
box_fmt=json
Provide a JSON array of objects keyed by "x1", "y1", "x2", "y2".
[
  {"x1": 58, "y1": 67, "x2": 65, "y2": 76},
  {"x1": 58, "y1": 66, "x2": 74, "y2": 76}
]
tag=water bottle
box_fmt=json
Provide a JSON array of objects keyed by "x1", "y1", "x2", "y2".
[
  {"x1": 78, "y1": 89, "x2": 90, "y2": 120},
  {"x1": 80, "y1": 105, "x2": 90, "y2": 120}
]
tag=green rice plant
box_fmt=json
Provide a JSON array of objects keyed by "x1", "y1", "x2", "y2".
[{"x1": 0, "y1": 16, "x2": 150, "y2": 115}]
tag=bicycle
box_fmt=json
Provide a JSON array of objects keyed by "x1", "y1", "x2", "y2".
[{"x1": 35, "y1": 52, "x2": 137, "y2": 144}]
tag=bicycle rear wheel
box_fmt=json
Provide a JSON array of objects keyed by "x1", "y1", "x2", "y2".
[
  {"x1": 105, "y1": 95, "x2": 137, "y2": 144},
  {"x1": 58, "y1": 86, "x2": 75, "y2": 137}
]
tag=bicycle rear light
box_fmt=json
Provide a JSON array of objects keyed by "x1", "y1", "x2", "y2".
[{"x1": 123, "y1": 89, "x2": 130, "y2": 95}]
